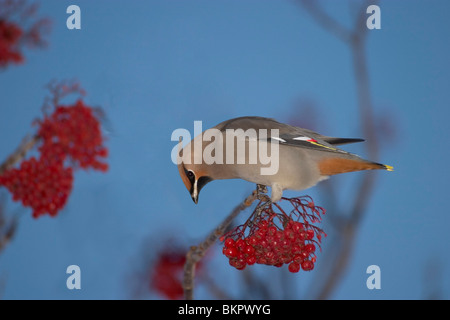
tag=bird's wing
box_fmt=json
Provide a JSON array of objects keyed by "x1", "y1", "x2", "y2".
[
  {"x1": 277, "y1": 126, "x2": 365, "y2": 146},
  {"x1": 322, "y1": 137, "x2": 365, "y2": 146},
  {"x1": 270, "y1": 132, "x2": 352, "y2": 155},
  {"x1": 214, "y1": 116, "x2": 362, "y2": 155}
]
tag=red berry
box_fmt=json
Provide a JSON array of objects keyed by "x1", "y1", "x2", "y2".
[
  {"x1": 305, "y1": 243, "x2": 316, "y2": 253},
  {"x1": 259, "y1": 221, "x2": 269, "y2": 229},
  {"x1": 244, "y1": 245, "x2": 255, "y2": 255},
  {"x1": 224, "y1": 238, "x2": 235, "y2": 248},
  {"x1": 247, "y1": 236, "x2": 258, "y2": 246},
  {"x1": 268, "y1": 226, "x2": 277, "y2": 236},
  {"x1": 274, "y1": 263, "x2": 283, "y2": 268},
  {"x1": 288, "y1": 262, "x2": 300, "y2": 273},
  {"x1": 292, "y1": 222, "x2": 304, "y2": 232},
  {"x1": 298, "y1": 251, "x2": 309, "y2": 260},
  {"x1": 235, "y1": 238, "x2": 246, "y2": 250},
  {"x1": 224, "y1": 247, "x2": 238, "y2": 258},
  {"x1": 291, "y1": 245, "x2": 302, "y2": 254},
  {"x1": 255, "y1": 229, "x2": 266, "y2": 238},
  {"x1": 235, "y1": 263, "x2": 246, "y2": 270},
  {"x1": 246, "y1": 256, "x2": 256, "y2": 265},
  {"x1": 285, "y1": 231, "x2": 296, "y2": 241},
  {"x1": 301, "y1": 260, "x2": 314, "y2": 271}
]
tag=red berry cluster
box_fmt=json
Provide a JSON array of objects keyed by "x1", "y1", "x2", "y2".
[
  {"x1": 151, "y1": 251, "x2": 186, "y2": 300},
  {"x1": 0, "y1": 95, "x2": 108, "y2": 218},
  {"x1": 221, "y1": 196, "x2": 326, "y2": 273},
  {"x1": 0, "y1": 0, "x2": 51, "y2": 69},
  {"x1": 38, "y1": 99, "x2": 108, "y2": 171},
  {"x1": 0, "y1": 157, "x2": 73, "y2": 218},
  {"x1": 0, "y1": 20, "x2": 24, "y2": 67},
  {"x1": 223, "y1": 220, "x2": 317, "y2": 272}
]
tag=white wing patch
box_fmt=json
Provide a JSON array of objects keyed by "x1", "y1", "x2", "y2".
[
  {"x1": 271, "y1": 136, "x2": 286, "y2": 143},
  {"x1": 293, "y1": 136, "x2": 317, "y2": 142},
  {"x1": 291, "y1": 135, "x2": 344, "y2": 152}
]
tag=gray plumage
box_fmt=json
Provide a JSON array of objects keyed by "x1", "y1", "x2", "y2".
[{"x1": 177, "y1": 116, "x2": 392, "y2": 203}]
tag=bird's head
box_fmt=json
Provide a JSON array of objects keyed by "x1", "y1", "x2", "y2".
[
  {"x1": 177, "y1": 137, "x2": 213, "y2": 204},
  {"x1": 178, "y1": 162, "x2": 213, "y2": 204}
]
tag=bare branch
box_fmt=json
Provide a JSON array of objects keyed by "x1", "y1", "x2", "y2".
[
  {"x1": 0, "y1": 134, "x2": 40, "y2": 254},
  {"x1": 0, "y1": 195, "x2": 18, "y2": 254},
  {"x1": 299, "y1": 0, "x2": 383, "y2": 299},
  {"x1": 183, "y1": 187, "x2": 262, "y2": 300},
  {"x1": 315, "y1": 222, "x2": 356, "y2": 299},
  {"x1": 298, "y1": 0, "x2": 352, "y2": 44},
  {"x1": 0, "y1": 216, "x2": 17, "y2": 254}
]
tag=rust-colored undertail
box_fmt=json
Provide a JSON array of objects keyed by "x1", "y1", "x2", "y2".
[{"x1": 319, "y1": 158, "x2": 393, "y2": 176}]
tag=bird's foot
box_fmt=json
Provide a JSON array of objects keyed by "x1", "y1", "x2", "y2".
[{"x1": 255, "y1": 184, "x2": 269, "y2": 200}]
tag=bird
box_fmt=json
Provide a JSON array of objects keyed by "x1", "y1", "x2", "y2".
[{"x1": 177, "y1": 116, "x2": 393, "y2": 204}]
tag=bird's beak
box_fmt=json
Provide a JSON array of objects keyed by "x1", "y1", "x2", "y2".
[{"x1": 191, "y1": 183, "x2": 199, "y2": 204}]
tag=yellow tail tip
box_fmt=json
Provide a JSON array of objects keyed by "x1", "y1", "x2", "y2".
[{"x1": 384, "y1": 164, "x2": 394, "y2": 171}]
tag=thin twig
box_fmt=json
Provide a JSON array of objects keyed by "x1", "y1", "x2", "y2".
[
  {"x1": 0, "y1": 134, "x2": 40, "y2": 175},
  {"x1": 0, "y1": 134, "x2": 40, "y2": 254},
  {"x1": 0, "y1": 217, "x2": 17, "y2": 254},
  {"x1": 299, "y1": 0, "x2": 352, "y2": 44},
  {"x1": 183, "y1": 186, "x2": 263, "y2": 300},
  {"x1": 0, "y1": 194, "x2": 18, "y2": 254},
  {"x1": 199, "y1": 270, "x2": 233, "y2": 300},
  {"x1": 241, "y1": 267, "x2": 272, "y2": 299}
]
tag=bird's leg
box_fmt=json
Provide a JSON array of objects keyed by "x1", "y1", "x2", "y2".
[
  {"x1": 249, "y1": 184, "x2": 271, "y2": 222},
  {"x1": 255, "y1": 184, "x2": 268, "y2": 200}
]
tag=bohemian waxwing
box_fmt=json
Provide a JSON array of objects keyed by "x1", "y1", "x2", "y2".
[{"x1": 177, "y1": 116, "x2": 393, "y2": 203}]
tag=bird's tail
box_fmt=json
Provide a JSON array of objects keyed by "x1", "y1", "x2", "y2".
[{"x1": 318, "y1": 157, "x2": 394, "y2": 176}]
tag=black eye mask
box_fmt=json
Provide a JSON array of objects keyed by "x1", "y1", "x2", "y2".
[
  {"x1": 197, "y1": 176, "x2": 213, "y2": 194},
  {"x1": 184, "y1": 167, "x2": 196, "y2": 195}
]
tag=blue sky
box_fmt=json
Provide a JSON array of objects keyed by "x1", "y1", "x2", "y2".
[{"x1": 0, "y1": 0, "x2": 449, "y2": 299}]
